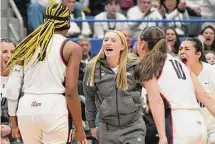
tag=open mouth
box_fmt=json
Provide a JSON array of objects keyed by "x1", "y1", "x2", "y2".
[
  {"x1": 167, "y1": 39, "x2": 173, "y2": 42},
  {"x1": 106, "y1": 48, "x2": 113, "y2": 52},
  {"x1": 205, "y1": 37, "x2": 211, "y2": 42},
  {"x1": 181, "y1": 57, "x2": 187, "y2": 64}
]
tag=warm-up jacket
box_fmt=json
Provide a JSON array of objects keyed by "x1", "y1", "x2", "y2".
[{"x1": 83, "y1": 58, "x2": 142, "y2": 128}]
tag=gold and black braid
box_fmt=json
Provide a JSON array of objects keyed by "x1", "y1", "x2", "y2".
[{"x1": 7, "y1": 3, "x2": 70, "y2": 69}]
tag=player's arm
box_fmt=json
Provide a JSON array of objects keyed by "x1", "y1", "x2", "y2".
[
  {"x1": 6, "y1": 62, "x2": 24, "y2": 117},
  {"x1": 6, "y1": 61, "x2": 24, "y2": 138},
  {"x1": 63, "y1": 41, "x2": 86, "y2": 141},
  {"x1": 143, "y1": 77, "x2": 167, "y2": 139},
  {"x1": 190, "y1": 71, "x2": 215, "y2": 116}
]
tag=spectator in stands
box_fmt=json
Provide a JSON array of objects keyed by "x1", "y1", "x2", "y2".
[
  {"x1": 200, "y1": 25, "x2": 215, "y2": 52},
  {"x1": 160, "y1": 0, "x2": 190, "y2": 36},
  {"x1": 89, "y1": 0, "x2": 105, "y2": 16},
  {"x1": 27, "y1": 0, "x2": 61, "y2": 31},
  {"x1": 127, "y1": 0, "x2": 163, "y2": 37},
  {"x1": 119, "y1": 0, "x2": 134, "y2": 16},
  {"x1": 93, "y1": 0, "x2": 128, "y2": 39},
  {"x1": 205, "y1": 50, "x2": 215, "y2": 65},
  {"x1": 178, "y1": 38, "x2": 215, "y2": 144},
  {"x1": 78, "y1": 35, "x2": 92, "y2": 65},
  {"x1": 185, "y1": 0, "x2": 201, "y2": 17},
  {"x1": 77, "y1": 35, "x2": 93, "y2": 95},
  {"x1": 200, "y1": 0, "x2": 215, "y2": 28},
  {"x1": 27, "y1": 0, "x2": 84, "y2": 32},
  {"x1": 1, "y1": 38, "x2": 16, "y2": 144},
  {"x1": 76, "y1": 0, "x2": 91, "y2": 15},
  {"x1": 83, "y1": 30, "x2": 145, "y2": 143},
  {"x1": 63, "y1": 0, "x2": 91, "y2": 37},
  {"x1": 165, "y1": 27, "x2": 180, "y2": 56},
  {"x1": 151, "y1": 0, "x2": 160, "y2": 8},
  {"x1": 121, "y1": 30, "x2": 133, "y2": 52}
]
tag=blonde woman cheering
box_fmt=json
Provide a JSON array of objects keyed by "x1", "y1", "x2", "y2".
[{"x1": 83, "y1": 30, "x2": 146, "y2": 144}]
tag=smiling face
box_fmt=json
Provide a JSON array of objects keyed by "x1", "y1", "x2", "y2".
[
  {"x1": 1, "y1": 42, "x2": 15, "y2": 71},
  {"x1": 202, "y1": 27, "x2": 215, "y2": 49},
  {"x1": 103, "y1": 31, "x2": 125, "y2": 59},
  {"x1": 165, "y1": 28, "x2": 177, "y2": 47},
  {"x1": 178, "y1": 41, "x2": 201, "y2": 67}
]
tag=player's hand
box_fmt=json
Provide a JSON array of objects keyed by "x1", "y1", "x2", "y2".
[
  {"x1": 159, "y1": 136, "x2": 168, "y2": 144},
  {"x1": 74, "y1": 129, "x2": 86, "y2": 141},
  {"x1": 90, "y1": 128, "x2": 97, "y2": 138},
  {"x1": 81, "y1": 139, "x2": 88, "y2": 144},
  {"x1": 178, "y1": 2, "x2": 186, "y2": 11},
  {"x1": 12, "y1": 126, "x2": 20, "y2": 139}
]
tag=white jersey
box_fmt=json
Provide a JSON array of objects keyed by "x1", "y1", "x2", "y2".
[
  {"x1": 23, "y1": 34, "x2": 67, "y2": 94},
  {"x1": 198, "y1": 62, "x2": 215, "y2": 93},
  {"x1": 1, "y1": 76, "x2": 8, "y2": 98},
  {"x1": 197, "y1": 62, "x2": 215, "y2": 129},
  {"x1": 157, "y1": 54, "x2": 200, "y2": 110}
]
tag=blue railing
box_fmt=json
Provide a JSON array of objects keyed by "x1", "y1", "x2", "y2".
[
  {"x1": 72, "y1": 18, "x2": 215, "y2": 23},
  {"x1": 70, "y1": 18, "x2": 215, "y2": 54}
]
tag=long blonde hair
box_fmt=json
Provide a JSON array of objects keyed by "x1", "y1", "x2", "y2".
[
  {"x1": 7, "y1": 4, "x2": 70, "y2": 69},
  {"x1": 87, "y1": 30, "x2": 132, "y2": 90}
]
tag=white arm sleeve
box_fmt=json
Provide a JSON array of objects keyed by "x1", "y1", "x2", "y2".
[{"x1": 6, "y1": 65, "x2": 24, "y2": 116}]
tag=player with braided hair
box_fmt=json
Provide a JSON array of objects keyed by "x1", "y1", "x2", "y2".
[{"x1": 6, "y1": 3, "x2": 87, "y2": 144}]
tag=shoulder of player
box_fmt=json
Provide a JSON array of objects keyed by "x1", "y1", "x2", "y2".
[
  {"x1": 64, "y1": 40, "x2": 81, "y2": 53},
  {"x1": 202, "y1": 62, "x2": 215, "y2": 72}
]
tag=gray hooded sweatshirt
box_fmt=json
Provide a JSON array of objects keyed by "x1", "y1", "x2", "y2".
[{"x1": 83, "y1": 58, "x2": 143, "y2": 128}]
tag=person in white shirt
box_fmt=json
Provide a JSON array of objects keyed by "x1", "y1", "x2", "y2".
[
  {"x1": 63, "y1": 0, "x2": 91, "y2": 37},
  {"x1": 0, "y1": 38, "x2": 16, "y2": 144},
  {"x1": 200, "y1": 25, "x2": 215, "y2": 52},
  {"x1": 6, "y1": 4, "x2": 87, "y2": 144},
  {"x1": 205, "y1": 50, "x2": 215, "y2": 65},
  {"x1": 178, "y1": 37, "x2": 215, "y2": 144},
  {"x1": 185, "y1": 0, "x2": 201, "y2": 16},
  {"x1": 127, "y1": 0, "x2": 163, "y2": 37},
  {"x1": 135, "y1": 26, "x2": 215, "y2": 144},
  {"x1": 93, "y1": 0, "x2": 128, "y2": 38},
  {"x1": 200, "y1": 0, "x2": 215, "y2": 28},
  {"x1": 1, "y1": 38, "x2": 15, "y2": 98},
  {"x1": 160, "y1": 0, "x2": 190, "y2": 36}
]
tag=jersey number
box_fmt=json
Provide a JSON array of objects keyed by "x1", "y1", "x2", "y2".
[{"x1": 169, "y1": 60, "x2": 186, "y2": 80}]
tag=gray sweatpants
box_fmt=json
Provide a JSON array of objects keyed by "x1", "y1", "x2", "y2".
[{"x1": 97, "y1": 118, "x2": 146, "y2": 144}]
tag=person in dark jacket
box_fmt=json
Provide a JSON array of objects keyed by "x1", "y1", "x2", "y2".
[{"x1": 83, "y1": 30, "x2": 146, "y2": 144}]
